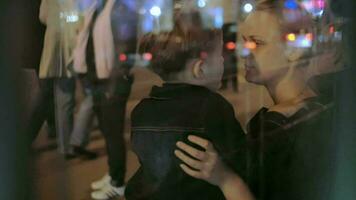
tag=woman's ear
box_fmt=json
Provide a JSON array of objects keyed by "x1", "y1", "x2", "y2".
[{"x1": 192, "y1": 59, "x2": 204, "y2": 78}]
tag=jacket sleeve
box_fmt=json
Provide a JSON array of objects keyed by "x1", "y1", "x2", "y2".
[
  {"x1": 204, "y1": 95, "x2": 248, "y2": 180},
  {"x1": 72, "y1": 1, "x2": 97, "y2": 73}
]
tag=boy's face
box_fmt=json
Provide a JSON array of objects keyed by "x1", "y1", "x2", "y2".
[{"x1": 202, "y1": 39, "x2": 224, "y2": 90}]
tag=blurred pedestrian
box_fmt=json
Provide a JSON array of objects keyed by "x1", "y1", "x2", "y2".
[
  {"x1": 72, "y1": 0, "x2": 137, "y2": 199},
  {"x1": 24, "y1": 0, "x2": 57, "y2": 142},
  {"x1": 28, "y1": 0, "x2": 80, "y2": 158},
  {"x1": 221, "y1": 23, "x2": 238, "y2": 92}
]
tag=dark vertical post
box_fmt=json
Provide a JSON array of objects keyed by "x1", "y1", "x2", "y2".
[
  {"x1": 0, "y1": 0, "x2": 33, "y2": 199},
  {"x1": 330, "y1": 1, "x2": 356, "y2": 200}
]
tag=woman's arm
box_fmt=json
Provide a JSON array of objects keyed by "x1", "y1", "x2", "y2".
[{"x1": 175, "y1": 135, "x2": 255, "y2": 200}]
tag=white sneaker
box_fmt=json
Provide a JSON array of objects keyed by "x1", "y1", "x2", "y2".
[
  {"x1": 91, "y1": 183, "x2": 125, "y2": 200},
  {"x1": 91, "y1": 174, "x2": 111, "y2": 190}
]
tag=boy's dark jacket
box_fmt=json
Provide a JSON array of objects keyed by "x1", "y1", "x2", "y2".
[{"x1": 125, "y1": 83, "x2": 246, "y2": 200}]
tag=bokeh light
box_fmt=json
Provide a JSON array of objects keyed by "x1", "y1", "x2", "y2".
[{"x1": 150, "y1": 6, "x2": 162, "y2": 17}]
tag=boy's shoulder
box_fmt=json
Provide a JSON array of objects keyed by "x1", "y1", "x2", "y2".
[
  {"x1": 204, "y1": 90, "x2": 235, "y2": 111},
  {"x1": 130, "y1": 97, "x2": 152, "y2": 117},
  {"x1": 131, "y1": 85, "x2": 234, "y2": 117}
]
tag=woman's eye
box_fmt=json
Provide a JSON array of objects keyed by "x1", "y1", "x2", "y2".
[
  {"x1": 254, "y1": 40, "x2": 265, "y2": 46},
  {"x1": 244, "y1": 41, "x2": 257, "y2": 50}
]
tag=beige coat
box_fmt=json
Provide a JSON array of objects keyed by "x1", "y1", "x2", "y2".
[
  {"x1": 38, "y1": 0, "x2": 80, "y2": 78},
  {"x1": 73, "y1": 0, "x2": 116, "y2": 79}
]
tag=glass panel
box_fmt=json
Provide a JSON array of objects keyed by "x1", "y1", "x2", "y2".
[{"x1": 2, "y1": 0, "x2": 356, "y2": 199}]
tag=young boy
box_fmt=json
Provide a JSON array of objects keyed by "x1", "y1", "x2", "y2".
[{"x1": 125, "y1": 26, "x2": 246, "y2": 200}]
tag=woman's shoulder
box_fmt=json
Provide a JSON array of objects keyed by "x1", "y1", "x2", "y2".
[
  {"x1": 289, "y1": 96, "x2": 333, "y2": 122},
  {"x1": 247, "y1": 96, "x2": 333, "y2": 138},
  {"x1": 247, "y1": 107, "x2": 288, "y2": 138}
]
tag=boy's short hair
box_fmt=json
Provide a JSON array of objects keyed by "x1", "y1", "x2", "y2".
[{"x1": 138, "y1": 28, "x2": 222, "y2": 80}]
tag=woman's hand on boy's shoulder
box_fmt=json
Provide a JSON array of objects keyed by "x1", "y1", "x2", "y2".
[
  {"x1": 175, "y1": 135, "x2": 255, "y2": 200},
  {"x1": 174, "y1": 135, "x2": 233, "y2": 187}
]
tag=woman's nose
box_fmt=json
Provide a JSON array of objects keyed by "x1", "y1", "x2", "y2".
[
  {"x1": 238, "y1": 41, "x2": 255, "y2": 58},
  {"x1": 239, "y1": 47, "x2": 252, "y2": 59}
]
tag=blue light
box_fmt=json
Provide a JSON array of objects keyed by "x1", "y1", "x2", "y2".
[
  {"x1": 333, "y1": 32, "x2": 342, "y2": 41},
  {"x1": 241, "y1": 48, "x2": 251, "y2": 57},
  {"x1": 284, "y1": 0, "x2": 298, "y2": 10},
  {"x1": 313, "y1": 9, "x2": 324, "y2": 17},
  {"x1": 237, "y1": 42, "x2": 251, "y2": 57},
  {"x1": 290, "y1": 35, "x2": 312, "y2": 48},
  {"x1": 197, "y1": 0, "x2": 206, "y2": 8},
  {"x1": 301, "y1": 0, "x2": 325, "y2": 18},
  {"x1": 300, "y1": 39, "x2": 311, "y2": 47},
  {"x1": 139, "y1": 8, "x2": 146, "y2": 15},
  {"x1": 213, "y1": 7, "x2": 224, "y2": 28},
  {"x1": 142, "y1": 17, "x2": 154, "y2": 33},
  {"x1": 215, "y1": 16, "x2": 224, "y2": 28}
]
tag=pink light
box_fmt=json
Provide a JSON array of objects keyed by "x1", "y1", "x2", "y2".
[
  {"x1": 301, "y1": 0, "x2": 325, "y2": 11},
  {"x1": 306, "y1": 33, "x2": 313, "y2": 41},
  {"x1": 315, "y1": 0, "x2": 325, "y2": 9},
  {"x1": 119, "y1": 53, "x2": 127, "y2": 62},
  {"x1": 329, "y1": 26, "x2": 335, "y2": 34},
  {"x1": 301, "y1": 1, "x2": 313, "y2": 10},
  {"x1": 200, "y1": 51, "x2": 208, "y2": 59},
  {"x1": 143, "y1": 53, "x2": 152, "y2": 61}
]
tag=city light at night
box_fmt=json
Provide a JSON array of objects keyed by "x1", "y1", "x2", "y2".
[
  {"x1": 149, "y1": 6, "x2": 162, "y2": 17},
  {"x1": 243, "y1": 3, "x2": 254, "y2": 13}
]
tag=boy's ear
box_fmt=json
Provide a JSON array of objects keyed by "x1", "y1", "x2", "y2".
[{"x1": 192, "y1": 59, "x2": 204, "y2": 78}]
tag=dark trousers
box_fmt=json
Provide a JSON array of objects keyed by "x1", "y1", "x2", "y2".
[
  {"x1": 87, "y1": 76, "x2": 133, "y2": 186},
  {"x1": 27, "y1": 77, "x2": 75, "y2": 154},
  {"x1": 94, "y1": 95, "x2": 128, "y2": 186},
  {"x1": 221, "y1": 75, "x2": 238, "y2": 91},
  {"x1": 27, "y1": 78, "x2": 56, "y2": 142},
  {"x1": 221, "y1": 62, "x2": 238, "y2": 92}
]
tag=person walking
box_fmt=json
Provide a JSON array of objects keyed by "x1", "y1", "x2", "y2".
[
  {"x1": 35, "y1": 0, "x2": 80, "y2": 157},
  {"x1": 72, "y1": 0, "x2": 137, "y2": 198},
  {"x1": 24, "y1": 0, "x2": 57, "y2": 143}
]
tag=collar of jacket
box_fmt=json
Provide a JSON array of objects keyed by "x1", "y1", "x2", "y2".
[{"x1": 149, "y1": 83, "x2": 209, "y2": 99}]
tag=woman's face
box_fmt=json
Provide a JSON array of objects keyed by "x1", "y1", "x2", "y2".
[{"x1": 240, "y1": 11, "x2": 290, "y2": 85}]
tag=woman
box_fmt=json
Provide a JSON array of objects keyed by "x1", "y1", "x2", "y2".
[{"x1": 175, "y1": 0, "x2": 339, "y2": 200}]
